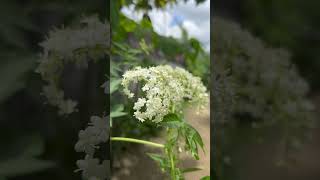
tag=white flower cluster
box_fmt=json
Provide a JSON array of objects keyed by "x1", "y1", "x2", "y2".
[
  {"x1": 212, "y1": 17, "x2": 315, "y2": 151},
  {"x1": 212, "y1": 61, "x2": 236, "y2": 125},
  {"x1": 36, "y1": 15, "x2": 110, "y2": 115},
  {"x1": 75, "y1": 116, "x2": 109, "y2": 180},
  {"x1": 121, "y1": 65, "x2": 208, "y2": 123}
]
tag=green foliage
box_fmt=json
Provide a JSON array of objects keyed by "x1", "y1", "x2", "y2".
[
  {"x1": 0, "y1": 1, "x2": 36, "y2": 49},
  {"x1": 143, "y1": 113, "x2": 205, "y2": 179},
  {"x1": 242, "y1": 0, "x2": 320, "y2": 89},
  {"x1": 184, "y1": 123, "x2": 205, "y2": 160},
  {"x1": 110, "y1": 79, "x2": 122, "y2": 94},
  {"x1": 147, "y1": 153, "x2": 167, "y2": 172},
  {"x1": 112, "y1": 12, "x2": 210, "y2": 86},
  {"x1": 186, "y1": 45, "x2": 210, "y2": 82},
  {"x1": 119, "y1": 0, "x2": 206, "y2": 11},
  {"x1": 0, "y1": 57, "x2": 35, "y2": 103},
  {"x1": 110, "y1": 104, "x2": 127, "y2": 118},
  {"x1": 0, "y1": 1, "x2": 110, "y2": 179},
  {"x1": 200, "y1": 176, "x2": 210, "y2": 180},
  {"x1": 0, "y1": 136, "x2": 55, "y2": 179},
  {"x1": 181, "y1": 167, "x2": 203, "y2": 173}
]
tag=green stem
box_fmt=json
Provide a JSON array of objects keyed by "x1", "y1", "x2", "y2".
[
  {"x1": 166, "y1": 127, "x2": 177, "y2": 179},
  {"x1": 111, "y1": 137, "x2": 165, "y2": 148},
  {"x1": 170, "y1": 151, "x2": 176, "y2": 179}
]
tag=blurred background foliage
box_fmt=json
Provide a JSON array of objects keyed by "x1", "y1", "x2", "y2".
[
  {"x1": 111, "y1": 1, "x2": 210, "y2": 83},
  {"x1": 242, "y1": 0, "x2": 320, "y2": 90},
  {"x1": 112, "y1": 0, "x2": 206, "y2": 11},
  {"x1": 0, "y1": 0, "x2": 106, "y2": 179},
  {"x1": 213, "y1": 0, "x2": 320, "y2": 180},
  {"x1": 215, "y1": 0, "x2": 320, "y2": 90}
]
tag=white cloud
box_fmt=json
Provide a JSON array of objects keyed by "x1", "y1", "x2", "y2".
[
  {"x1": 121, "y1": 0, "x2": 210, "y2": 52},
  {"x1": 149, "y1": 9, "x2": 182, "y2": 38},
  {"x1": 121, "y1": 5, "x2": 143, "y2": 20}
]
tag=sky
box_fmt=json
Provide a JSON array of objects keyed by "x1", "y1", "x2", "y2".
[{"x1": 121, "y1": 0, "x2": 210, "y2": 52}]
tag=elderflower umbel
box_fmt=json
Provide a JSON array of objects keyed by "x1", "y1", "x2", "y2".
[
  {"x1": 75, "y1": 116, "x2": 109, "y2": 180},
  {"x1": 36, "y1": 15, "x2": 110, "y2": 115},
  {"x1": 212, "y1": 17, "x2": 316, "y2": 154},
  {"x1": 121, "y1": 65, "x2": 208, "y2": 123}
]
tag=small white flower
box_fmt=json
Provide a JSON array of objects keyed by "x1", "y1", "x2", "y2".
[{"x1": 133, "y1": 98, "x2": 146, "y2": 110}]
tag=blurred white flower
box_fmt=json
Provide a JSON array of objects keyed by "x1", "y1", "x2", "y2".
[
  {"x1": 36, "y1": 15, "x2": 110, "y2": 115},
  {"x1": 75, "y1": 116, "x2": 109, "y2": 180}
]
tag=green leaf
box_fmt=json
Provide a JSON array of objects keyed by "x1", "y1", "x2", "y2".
[
  {"x1": 140, "y1": 18, "x2": 153, "y2": 29},
  {"x1": 111, "y1": 104, "x2": 127, "y2": 118},
  {"x1": 21, "y1": 135, "x2": 44, "y2": 157},
  {"x1": 112, "y1": 104, "x2": 124, "y2": 112},
  {"x1": 110, "y1": 111, "x2": 127, "y2": 118},
  {"x1": 183, "y1": 123, "x2": 205, "y2": 160},
  {"x1": 200, "y1": 176, "x2": 210, "y2": 180},
  {"x1": 186, "y1": 124, "x2": 205, "y2": 152},
  {"x1": 127, "y1": 48, "x2": 143, "y2": 55},
  {"x1": 147, "y1": 153, "x2": 164, "y2": 163},
  {"x1": 161, "y1": 114, "x2": 183, "y2": 128},
  {"x1": 110, "y1": 0, "x2": 120, "y2": 29},
  {"x1": 0, "y1": 158, "x2": 55, "y2": 177},
  {"x1": 110, "y1": 79, "x2": 122, "y2": 94},
  {"x1": 0, "y1": 56, "x2": 35, "y2": 103},
  {"x1": 0, "y1": 135, "x2": 55, "y2": 177},
  {"x1": 182, "y1": 167, "x2": 203, "y2": 173},
  {"x1": 112, "y1": 42, "x2": 127, "y2": 52},
  {"x1": 162, "y1": 113, "x2": 181, "y2": 122},
  {"x1": 146, "y1": 153, "x2": 167, "y2": 172},
  {"x1": 110, "y1": 60, "x2": 121, "y2": 77},
  {"x1": 185, "y1": 135, "x2": 199, "y2": 160},
  {"x1": 120, "y1": 15, "x2": 137, "y2": 32}
]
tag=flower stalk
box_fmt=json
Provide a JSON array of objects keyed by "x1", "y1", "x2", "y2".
[{"x1": 111, "y1": 137, "x2": 165, "y2": 148}]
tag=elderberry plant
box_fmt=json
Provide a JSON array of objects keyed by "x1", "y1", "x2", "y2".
[
  {"x1": 75, "y1": 116, "x2": 109, "y2": 180},
  {"x1": 112, "y1": 65, "x2": 209, "y2": 179},
  {"x1": 36, "y1": 15, "x2": 111, "y2": 180},
  {"x1": 212, "y1": 17, "x2": 316, "y2": 176},
  {"x1": 36, "y1": 15, "x2": 110, "y2": 115}
]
